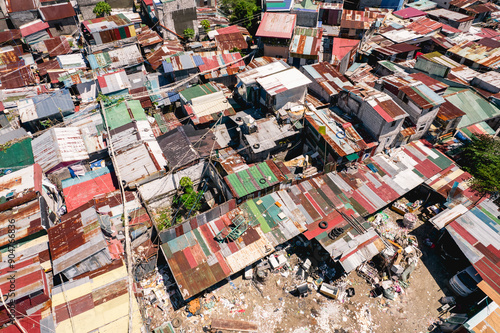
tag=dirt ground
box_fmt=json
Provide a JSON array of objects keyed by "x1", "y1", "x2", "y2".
[{"x1": 145, "y1": 205, "x2": 457, "y2": 333}]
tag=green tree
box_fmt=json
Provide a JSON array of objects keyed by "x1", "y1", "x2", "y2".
[
  {"x1": 173, "y1": 177, "x2": 204, "y2": 219},
  {"x1": 200, "y1": 19, "x2": 211, "y2": 33},
  {"x1": 230, "y1": 0, "x2": 259, "y2": 30},
  {"x1": 461, "y1": 134, "x2": 500, "y2": 198},
  {"x1": 93, "y1": 1, "x2": 112, "y2": 17},
  {"x1": 183, "y1": 28, "x2": 195, "y2": 40}
]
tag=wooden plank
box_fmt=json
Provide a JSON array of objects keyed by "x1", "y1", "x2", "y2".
[{"x1": 211, "y1": 319, "x2": 258, "y2": 331}]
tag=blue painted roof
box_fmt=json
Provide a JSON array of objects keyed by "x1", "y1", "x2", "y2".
[{"x1": 33, "y1": 89, "x2": 74, "y2": 118}]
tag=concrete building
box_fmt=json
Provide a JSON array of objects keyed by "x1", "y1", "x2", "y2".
[
  {"x1": 380, "y1": 74, "x2": 446, "y2": 141},
  {"x1": 256, "y1": 12, "x2": 296, "y2": 59},
  {"x1": 291, "y1": 0, "x2": 319, "y2": 27},
  {"x1": 154, "y1": 0, "x2": 197, "y2": 39},
  {"x1": 338, "y1": 84, "x2": 408, "y2": 153}
]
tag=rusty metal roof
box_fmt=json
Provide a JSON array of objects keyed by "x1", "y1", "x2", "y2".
[
  {"x1": 39, "y1": 2, "x2": 76, "y2": 21},
  {"x1": 289, "y1": 27, "x2": 322, "y2": 57},
  {"x1": 137, "y1": 27, "x2": 163, "y2": 47},
  {"x1": 256, "y1": 12, "x2": 296, "y2": 39},
  {"x1": 346, "y1": 84, "x2": 407, "y2": 121},
  {"x1": 0, "y1": 30, "x2": 21, "y2": 44},
  {"x1": 373, "y1": 43, "x2": 420, "y2": 56},
  {"x1": 215, "y1": 32, "x2": 247, "y2": 51},
  {"x1": 43, "y1": 36, "x2": 71, "y2": 57},
  {"x1": 305, "y1": 108, "x2": 367, "y2": 157},
  {"x1": 0, "y1": 199, "x2": 43, "y2": 248},
  {"x1": 437, "y1": 100, "x2": 466, "y2": 121},
  {"x1": 448, "y1": 39, "x2": 500, "y2": 70},
  {"x1": 48, "y1": 201, "x2": 111, "y2": 278},
  {"x1": 341, "y1": 10, "x2": 371, "y2": 30},
  {"x1": 405, "y1": 17, "x2": 443, "y2": 35},
  {"x1": 302, "y1": 61, "x2": 352, "y2": 96},
  {"x1": 409, "y1": 72, "x2": 449, "y2": 92},
  {"x1": 5, "y1": 0, "x2": 36, "y2": 13}
]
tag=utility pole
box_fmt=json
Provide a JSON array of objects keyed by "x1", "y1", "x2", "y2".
[{"x1": 100, "y1": 100, "x2": 135, "y2": 333}]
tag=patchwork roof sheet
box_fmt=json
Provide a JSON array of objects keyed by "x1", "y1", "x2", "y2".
[
  {"x1": 97, "y1": 70, "x2": 131, "y2": 95},
  {"x1": 199, "y1": 52, "x2": 245, "y2": 79},
  {"x1": 160, "y1": 139, "x2": 458, "y2": 298},
  {"x1": 290, "y1": 27, "x2": 322, "y2": 57},
  {"x1": 82, "y1": 14, "x2": 132, "y2": 33},
  {"x1": 224, "y1": 160, "x2": 285, "y2": 198},
  {"x1": 162, "y1": 53, "x2": 204, "y2": 73},
  {"x1": 215, "y1": 32, "x2": 247, "y2": 51},
  {"x1": 302, "y1": 61, "x2": 353, "y2": 96},
  {"x1": 448, "y1": 39, "x2": 500, "y2": 70},
  {"x1": 446, "y1": 201, "x2": 500, "y2": 297}
]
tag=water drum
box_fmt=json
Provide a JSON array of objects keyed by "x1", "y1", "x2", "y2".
[{"x1": 403, "y1": 213, "x2": 417, "y2": 229}]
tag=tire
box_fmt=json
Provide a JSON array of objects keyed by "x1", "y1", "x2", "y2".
[
  {"x1": 171, "y1": 318, "x2": 181, "y2": 328},
  {"x1": 319, "y1": 221, "x2": 328, "y2": 229}
]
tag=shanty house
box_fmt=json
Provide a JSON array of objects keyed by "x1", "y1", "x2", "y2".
[
  {"x1": 256, "y1": 12, "x2": 297, "y2": 59},
  {"x1": 381, "y1": 74, "x2": 445, "y2": 141},
  {"x1": 82, "y1": 14, "x2": 137, "y2": 50},
  {"x1": 338, "y1": 84, "x2": 408, "y2": 153},
  {"x1": 289, "y1": 27, "x2": 323, "y2": 67},
  {"x1": 449, "y1": 0, "x2": 498, "y2": 23},
  {"x1": 38, "y1": 2, "x2": 76, "y2": 37},
  {"x1": 31, "y1": 127, "x2": 89, "y2": 173},
  {"x1": 179, "y1": 83, "x2": 236, "y2": 128},
  {"x1": 331, "y1": 38, "x2": 360, "y2": 74},
  {"x1": 19, "y1": 19, "x2": 50, "y2": 45},
  {"x1": 369, "y1": 43, "x2": 420, "y2": 66},
  {"x1": 256, "y1": 66, "x2": 312, "y2": 111},
  {"x1": 432, "y1": 100, "x2": 466, "y2": 138},
  {"x1": 18, "y1": 89, "x2": 75, "y2": 132},
  {"x1": 447, "y1": 39, "x2": 500, "y2": 73},
  {"x1": 304, "y1": 107, "x2": 374, "y2": 167},
  {"x1": 301, "y1": 61, "x2": 353, "y2": 103},
  {"x1": 426, "y1": 9, "x2": 474, "y2": 32}
]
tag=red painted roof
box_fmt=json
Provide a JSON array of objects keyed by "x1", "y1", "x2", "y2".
[
  {"x1": 373, "y1": 104, "x2": 395, "y2": 122},
  {"x1": 63, "y1": 172, "x2": 117, "y2": 212},
  {"x1": 393, "y1": 7, "x2": 427, "y2": 19},
  {"x1": 142, "y1": 0, "x2": 153, "y2": 5},
  {"x1": 256, "y1": 12, "x2": 296, "y2": 39},
  {"x1": 332, "y1": 37, "x2": 359, "y2": 60},
  {"x1": 20, "y1": 20, "x2": 49, "y2": 37}
]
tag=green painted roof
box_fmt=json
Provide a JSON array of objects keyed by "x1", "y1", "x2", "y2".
[
  {"x1": 294, "y1": 0, "x2": 317, "y2": 10},
  {"x1": 179, "y1": 83, "x2": 218, "y2": 103},
  {"x1": 0, "y1": 138, "x2": 34, "y2": 170},
  {"x1": 445, "y1": 89, "x2": 500, "y2": 129},
  {"x1": 224, "y1": 161, "x2": 281, "y2": 198},
  {"x1": 103, "y1": 100, "x2": 148, "y2": 130}
]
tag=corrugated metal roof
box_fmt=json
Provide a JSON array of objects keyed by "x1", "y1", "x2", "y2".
[
  {"x1": 104, "y1": 99, "x2": 148, "y2": 130},
  {"x1": 39, "y1": 2, "x2": 75, "y2": 21},
  {"x1": 52, "y1": 261, "x2": 143, "y2": 332},
  {"x1": 302, "y1": 62, "x2": 352, "y2": 96},
  {"x1": 427, "y1": 8, "x2": 474, "y2": 22},
  {"x1": 446, "y1": 201, "x2": 500, "y2": 297},
  {"x1": 237, "y1": 59, "x2": 289, "y2": 85},
  {"x1": 224, "y1": 160, "x2": 283, "y2": 198},
  {"x1": 445, "y1": 89, "x2": 500, "y2": 128},
  {"x1": 0, "y1": 138, "x2": 34, "y2": 169},
  {"x1": 392, "y1": 7, "x2": 427, "y2": 19},
  {"x1": 305, "y1": 107, "x2": 367, "y2": 157},
  {"x1": 159, "y1": 138, "x2": 460, "y2": 299},
  {"x1": 19, "y1": 19, "x2": 49, "y2": 37},
  {"x1": 256, "y1": 12, "x2": 296, "y2": 39},
  {"x1": 56, "y1": 53, "x2": 86, "y2": 69},
  {"x1": 256, "y1": 67, "x2": 312, "y2": 96},
  {"x1": 345, "y1": 84, "x2": 407, "y2": 120},
  {"x1": 162, "y1": 52, "x2": 203, "y2": 73},
  {"x1": 89, "y1": 45, "x2": 144, "y2": 70},
  {"x1": 137, "y1": 27, "x2": 163, "y2": 47},
  {"x1": 113, "y1": 140, "x2": 166, "y2": 185},
  {"x1": 400, "y1": 83, "x2": 445, "y2": 109},
  {"x1": 27, "y1": 89, "x2": 75, "y2": 121},
  {"x1": 82, "y1": 14, "x2": 132, "y2": 33},
  {"x1": 48, "y1": 202, "x2": 111, "y2": 278},
  {"x1": 215, "y1": 32, "x2": 247, "y2": 51},
  {"x1": 97, "y1": 70, "x2": 131, "y2": 95},
  {"x1": 156, "y1": 126, "x2": 200, "y2": 170},
  {"x1": 0, "y1": 199, "x2": 43, "y2": 248},
  {"x1": 290, "y1": 27, "x2": 322, "y2": 57},
  {"x1": 32, "y1": 127, "x2": 89, "y2": 173}
]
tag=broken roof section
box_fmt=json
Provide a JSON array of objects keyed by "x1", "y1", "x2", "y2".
[
  {"x1": 306, "y1": 107, "x2": 368, "y2": 157},
  {"x1": 224, "y1": 160, "x2": 285, "y2": 199},
  {"x1": 301, "y1": 61, "x2": 353, "y2": 97},
  {"x1": 256, "y1": 12, "x2": 297, "y2": 39}
]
